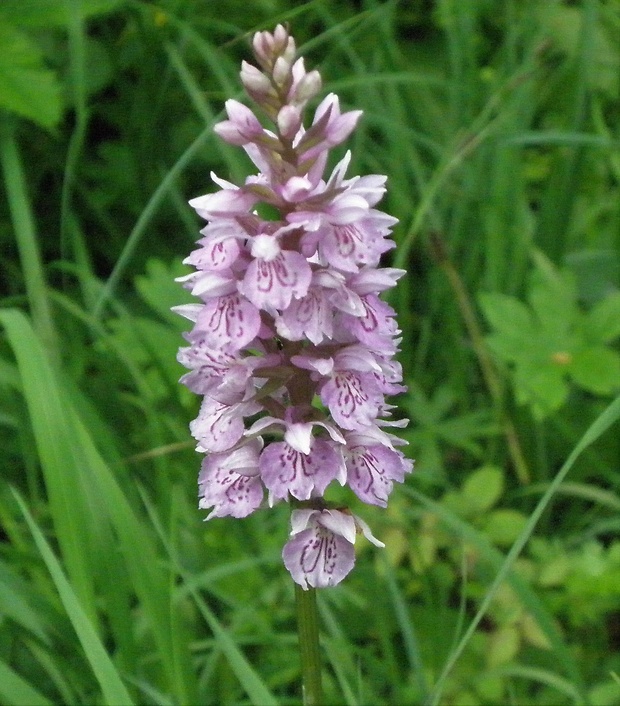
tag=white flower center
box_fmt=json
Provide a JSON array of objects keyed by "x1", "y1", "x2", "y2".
[{"x1": 251, "y1": 233, "x2": 281, "y2": 261}]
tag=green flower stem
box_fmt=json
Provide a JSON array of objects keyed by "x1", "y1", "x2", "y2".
[{"x1": 294, "y1": 582, "x2": 323, "y2": 706}]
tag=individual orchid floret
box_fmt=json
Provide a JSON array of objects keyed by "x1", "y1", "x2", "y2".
[
  {"x1": 176, "y1": 24, "x2": 412, "y2": 591},
  {"x1": 282, "y1": 508, "x2": 384, "y2": 589}
]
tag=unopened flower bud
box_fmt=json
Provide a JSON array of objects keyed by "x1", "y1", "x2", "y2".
[
  {"x1": 277, "y1": 105, "x2": 302, "y2": 140},
  {"x1": 281, "y1": 36, "x2": 296, "y2": 65},
  {"x1": 240, "y1": 61, "x2": 271, "y2": 96},
  {"x1": 295, "y1": 70, "x2": 322, "y2": 104},
  {"x1": 272, "y1": 55, "x2": 291, "y2": 87}
]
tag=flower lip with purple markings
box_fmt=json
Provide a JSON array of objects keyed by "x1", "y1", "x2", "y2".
[{"x1": 176, "y1": 24, "x2": 412, "y2": 589}]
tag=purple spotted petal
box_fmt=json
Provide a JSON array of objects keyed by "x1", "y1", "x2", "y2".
[
  {"x1": 320, "y1": 371, "x2": 383, "y2": 430},
  {"x1": 282, "y1": 510, "x2": 355, "y2": 588},
  {"x1": 239, "y1": 250, "x2": 312, "y2": 311},
  {"x1": 345, "y1": 444, "x2": 408, "y2": 507},
  {"x1": 194, "y1": 293, "x2": 261, "y2": 351},
  {"x1": 190, "y1": 396, "x2": 260, "y2": 453},
  {"x1": 275, "y1": 287, "x2": 334, "y2": 344},
  {"x1": 198, "y1": 440, "x2": 264, "y2": 518},
  {"x1": 186, "y1": 236, "x2": 241, "y2": 271},
  {"x1": 339, "y1": 295, "x2": 398, "y2": 353},
  {"x1": 259, "y1": 438, "x2": 343, "y2": 501},
  {"x1": 177, "y1": 342, "x2": 251, "y2": 395}
]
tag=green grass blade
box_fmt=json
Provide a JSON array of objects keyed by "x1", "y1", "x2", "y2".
[
  {"x1": 140, "y1": 488, "x2": 279, "y2": 706},
  {"x1": 0, "y1": 559, "x2": 50, "y2": 644},
  {"x1": 1, "y1": 307, "x2": 195, "y2": 703},
  {"x1": 92, "y1": 121, "x2": 216, "y2": 320},
  {"x1": 424, "y1": 393, "x2": 620, "y2": 705},
  {"x1": 11, "y1": 490, "x2": 134, "y2": 706},
  {"x1": 0, "y1": 121, "x2": 57, "y2": 360},
  {"x1": 0, "y1": 659, "x2": 53, "y2": 706},
  {"x1": 0, "y1": 308, "x2": 99, "y2": 626}
]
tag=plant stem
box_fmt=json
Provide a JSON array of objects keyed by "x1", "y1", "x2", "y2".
[
  {"x1": 294, "y1": 582, "x2": 323, "y2": 706},
  {"x1": 429, "y1": 231, "x2": 530, "y2": 484},
  {"x1": 0, "y1": 118, "x2": 58, "y2": 364}
]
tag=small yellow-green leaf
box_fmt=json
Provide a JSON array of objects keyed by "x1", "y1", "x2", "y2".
[
  {"x1": 538, "y1": 554, "x2": 570, "y2": 588},
  {"x1": 479, "y1": 292, "x2": 535, "y2": 342},
  {"x1": 483, "y1": 509, "x2": 528, "y2": 547},
  {"x1": 514, "y1": 364, "x2": 569, "y2": 418},
  {"x1": 487, "y1": 625, "x2": 520, "y2": 667},
  {"x1": 521, "y1": 612, "x2": 552, "y2": 650},
  {"x1": 462, "y1": 465, "x2": 504, "y2": 513}
]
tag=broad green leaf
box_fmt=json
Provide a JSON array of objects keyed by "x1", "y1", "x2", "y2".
[
  {"x1": 0, "y1": 0, "x2": 122, "y2": 27},
  {"x1": 528, "y1": 275, "x2": 576, "y2": 340},
  {"x1": 462, "y1": 466, "x2": 504, "y2": 513},
  {"x1": 569, "y1": 347, "x2": 620, "y2": 396},
  {"x1": 479, "y1": 293, "x2": 535, "y2": 339},
  {"x1": 483, "y1": 510, "x2": 529, "y2": 547},
  {"x1": 586, "y1": 292, "x2": 620, "y2": 343},
  {"x1": 0, "y1": 22, "x2": 62, "y2": 129},
  {"x1": 513, "y1": 364, "x2": 568, "y2": 418}
]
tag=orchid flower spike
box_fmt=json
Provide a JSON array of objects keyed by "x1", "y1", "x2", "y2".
[{"x1": 176, "y1": 24, "x2": 412, "y2": 589}]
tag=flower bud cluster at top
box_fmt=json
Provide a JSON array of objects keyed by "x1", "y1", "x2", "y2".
[{"x1": 175, "y1": 25, "x2": 412, "y2": 589}]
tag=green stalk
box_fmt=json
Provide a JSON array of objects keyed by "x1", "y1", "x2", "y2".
[
  {"x1": 294, "y1": 583, "x2": 323, "y2": 706},
  {"x1": 429, "y1": 231, "x2": 530, "y2": 484},
  {"x1": 0, "y1": 118, "x2": 58, "y2": 363}
]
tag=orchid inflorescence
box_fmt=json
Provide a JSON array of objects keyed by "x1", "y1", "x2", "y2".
[{"x1": 175, "y1": 24, "x2": 412, "y2": 589}]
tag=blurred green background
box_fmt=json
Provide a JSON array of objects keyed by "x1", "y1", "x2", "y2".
[{"x1": 1, "y1": 0, "x2": 620, "y2": 704}]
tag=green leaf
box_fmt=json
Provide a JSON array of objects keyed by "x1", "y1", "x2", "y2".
[
  {"x1": 0, "y1": 559, "x2": 50, "y2": 643},
  {"x1": 585, "y1": 292, "x2": 620, "y2": 343},
  {"x1": 0, "y1": 659, "x2": 52, "y2": 706},
  {"x1": 462, "y1": 466, "x2": 504, "y2": 513},
  {"x1": 136, "y1": 258, "x2": 193, "y2": 326},
  {"x1": 0, "y1": 0, "x2": 122, "y2": 27},
  {"x1": 483, "y1": 509, "x2": 529, "y2": 547},
  {"x1": 513, "y1": 364, "x2": 568, "y2": 418},
  {"x1": 569, "y1": 347, "x2": 620, "y2": 396},
  {"x1": 12, "y1": 490, "x2": 134, "y2": 706},
  {"x1": 0, "y1": 22, "x2": 62, "y2": 129},
  {"x1": 487, "y1": 625, "x2": 520, "y2": 667},
  {"x1": 479, "y1": 292, "x2": 535, "y2": 340},
  {"x1": 422, "y1": 393, "x2": 620, "y2": 704}
]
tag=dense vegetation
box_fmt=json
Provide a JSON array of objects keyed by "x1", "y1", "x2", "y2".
[{"x1": 1, "y1": 0, "x2": 619, "y2": 704}]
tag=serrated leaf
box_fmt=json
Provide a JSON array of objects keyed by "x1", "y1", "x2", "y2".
[
  {"x1": 514, "y1": 364, "x2": 568, "y2": 418},
  {"x1": 0, "y1": 22, "x2": 62, "y2": 129},
  {"x1": 0, "y1": 0, "x2": 122, "y2": 27},
  {"x1": 462, "y1": 466, "x2": 504, "y2": 513},
  {"x1": 569, "y1": 347, "x2": 620, "y2": 396},
  {"x1": 586, "y1": 292, "x2": 620, "y2": 343}
]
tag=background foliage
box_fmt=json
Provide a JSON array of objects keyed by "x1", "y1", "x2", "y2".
[{"x1": 1, "y1": 0, "x2": 620, "y2": 704}]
